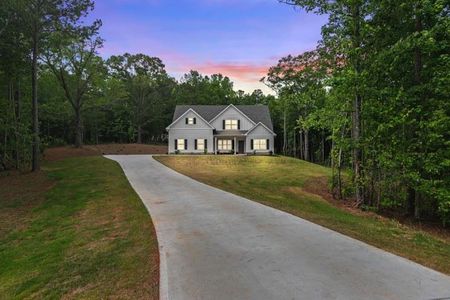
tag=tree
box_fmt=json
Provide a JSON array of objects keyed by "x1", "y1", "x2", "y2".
[
  {"x1": 274, "y1": 0, "x2": 450, "y2": 225},
  {"x1": 364, "y1": 0, "x2": 450, "y2": 220},
  {"x1": 280, "y1": 0, "x2": 371, "y2": 205},
  {"x1": 265, "y1": 50, "x2": 328, "y2": 159},
  {"x1": 17, "y1": 0, "x2": 96, "y2": 169},
  {"x1": 0, "y1": 0, "x2": 30, "y2": 170},
  {"x1": 236, "y1": 89, "x2": 271, "y2": 105},
  {"x1": 107, "y1": 53, "x2": 171, "y2": 143},
  {"x1": 44, "y1": 20, "x2": 104, "y2": 147},
  {"x1": 174, "y1": 71, "x2": 236, "y2": 105}
]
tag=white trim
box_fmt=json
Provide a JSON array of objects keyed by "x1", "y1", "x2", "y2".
[
  {"x1": 209, "y1": 104, "x2": 256, "y2": 126},
  {"x1": 252, "y1": 138, "x2": 267, "y2": 150},
  {"x1": 245, "y1": 122, "x2": 277, "y2": 136},
  {"x1": 176, "y1": 138, "x2": 186, "y2": 150},
  {"x1": 217, "y1": 139, "x2": 233, "y2": 151},
  {"x1": 166, "y1": 108, "x2": 214, "y2": 130},
  {"x1": 186, "y1": 117, "x2": 195, "y2": 125},
  {"x1": 169, "y1": 128, "x2": 214, "y2": 131}
]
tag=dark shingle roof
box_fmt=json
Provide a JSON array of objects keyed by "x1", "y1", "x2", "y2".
[{"x1": 172, "y1": 105, "x2": 274, "y2": 130}]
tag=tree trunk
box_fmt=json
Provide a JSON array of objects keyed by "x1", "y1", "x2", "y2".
[
  {"x1": 321, "y1": 131, "x2": 325, "y2": 164},
  {"x1": 353, "y1": 93, "x2": 363, "y2": 204},
  {"x1": 414, "y1": 192, "x2": 420, "y2": 219},
  {"x1": 15, "y1": 80, "x2": 21, "y2": 169},
  {"x1": 7, "y1": 81, "x2": 13, "y2": 168},
  {"x1": 3, "y1": 131, "x2": 6, "y2": 164},
  {"x1": 299, "y1": 131, "x2": 304, "y2": 160},
  {"x1": 407, "y1": 187, "x2": 416, "y2": 216},
  {"x1": 74, "y1": 105, "x2": 83, "y2": 148},
  {"x1": 137, "y1": 125, "x2": 142, "y2": 144},
  {"x1": 331, "y1": 140, "x2": 336, "y2": 198},
  {"x1": 337, "y1": 145, "x2": 343, "y2": 200},
  {"x1": 304, "y1": 129, "x2": 309, "y2": 162},
  {"x1": 31, "y1": 27, "x2": 40, "y2": 172},
  {"x1": 408, "y1": 7, "x2": 423, "y2": 219},
  {"x1": 283, "y1": 106, "x2": 287, "y2": 155},
  {"x1": 10, "y1": 80, "x2": 20, "y2": 169},
  {"x1": 94, "y1": 110, "x2": 99, "y2": 145},
  {"x1": 293, "y1": 129, "x2": 297, "y2": 158},
  {"x1": 351, "y1": 3, "x2": 363, "y2": 205}
]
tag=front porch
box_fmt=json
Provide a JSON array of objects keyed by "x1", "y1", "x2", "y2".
[{"x1": 213, "y1": 131, "x2": 246, "y2": 154}]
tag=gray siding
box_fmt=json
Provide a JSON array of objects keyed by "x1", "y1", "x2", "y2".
[
  {"x1": 168, "y1": 106, "x2": 276, "y2": 155},
  {"x1": 245, "y1": 124, "x2": 274, "y2": 154},
  {"x1": 170, "y1": 110, "x2": 211, "y2": 129},
  {"x1": 168, "y1": 110, "x2": 214, "y2": 153},
  {"x1": 210, "y1": 106, "x2": 255, "y2": 130}
]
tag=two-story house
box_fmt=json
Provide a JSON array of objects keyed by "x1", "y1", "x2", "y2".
[{"x1": 166, "y1": 104, "x2": 276, "y2": 154}]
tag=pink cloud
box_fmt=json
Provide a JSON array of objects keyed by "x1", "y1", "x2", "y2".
[{"x1": 192, "y1": 62, "x2": 270, "y2": 82}]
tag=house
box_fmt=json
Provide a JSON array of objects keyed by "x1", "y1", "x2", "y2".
[{"x1": 166, "y1": 104, "x2": 276, "y2": 154}]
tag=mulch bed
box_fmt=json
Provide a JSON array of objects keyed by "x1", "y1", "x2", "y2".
[{"x1": 44, "y1": 144, "x2": 167, "y2": 161}]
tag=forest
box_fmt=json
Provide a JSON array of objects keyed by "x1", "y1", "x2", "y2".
[{"x1": 0, "y1": 0, "x2": 449, "y2": 225}]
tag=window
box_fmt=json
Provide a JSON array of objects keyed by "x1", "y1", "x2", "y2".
[
  {"x1": 218, "y1": 139, "x2": 233, "y2": 150},
  {"x1": 253, "y1": 139, "x2": 267, "y2": 150},
  {"x1": 186, "y1": 117, "x2": 196, "y2": 125},
  {"x1": 224, "y1": 119, "x2": 238, "y2": 130},
  {"x1": 196, "y1": 139, "x2": 205, "y2": 150},
  {"x1": 176, "y1": 139, "x2": 186, "y2": 150}
]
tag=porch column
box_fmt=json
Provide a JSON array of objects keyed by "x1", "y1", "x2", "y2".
[
  {"x1": 214, "y1": 137, "x2": 217, "y2": 155},
  {"x1": 234, "y1": 137, "x2": 237, "y2": 155}
]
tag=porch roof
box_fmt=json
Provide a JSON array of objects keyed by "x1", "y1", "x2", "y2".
[{"x1": 214, "y1": 130, "x2": 247, "y2": 137}]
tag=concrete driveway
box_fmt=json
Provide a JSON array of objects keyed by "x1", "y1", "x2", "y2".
[{"x1": 106, "y1": 155, "x2": 450, "y2": 300}]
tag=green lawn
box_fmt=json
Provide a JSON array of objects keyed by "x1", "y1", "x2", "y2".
[
  {"x1": 0, "y1": 157, "x2": 159, "y2": 299},
  {"x1": 155, "y1": 155, "x2": 450, "y2": 275}
]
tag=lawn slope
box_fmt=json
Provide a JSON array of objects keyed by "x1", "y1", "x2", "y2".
[
  {"x1": 0, "y1": 156, "x2": 158, "y2": 299},
  {"x1": 155, "y1": 155, "x2": 450, "y2": 275}
]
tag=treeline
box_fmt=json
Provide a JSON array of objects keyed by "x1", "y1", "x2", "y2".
[
  {"x1": 0, "y1": 1, "x2": 274, "y2": 170},
  {"x1": 267, "y1": 0, "x2": 449, "y2": 225},
  {"x1": 1, "y1": 0, "x2": 448, "y2": 225}
]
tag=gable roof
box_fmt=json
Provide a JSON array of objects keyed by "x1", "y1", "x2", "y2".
[
  {"x1": 166, "y1": 108, "x2": 214, "y2": 130},
  {"x1": 209, "y1": 104, "x2": 256, "y2": 126},
  {"x1": 172, "y1": 105, "x2": 274, "y2": 130},
  {"x1": 245, "y1": 122, "x2": 277, "y2": 136}
]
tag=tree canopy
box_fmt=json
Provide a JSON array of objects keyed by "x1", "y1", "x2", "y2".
[{"x1": 0, "y1": 0, "x2": 448, "y2": 225}]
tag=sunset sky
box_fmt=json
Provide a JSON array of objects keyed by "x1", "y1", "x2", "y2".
[{"x1": 90, "y1": 0, "x2": 327, "y2": 94}]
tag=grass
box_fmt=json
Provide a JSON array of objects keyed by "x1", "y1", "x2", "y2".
[
  {"x1": 0, "y1": 156, "x2": 159, "y2": 299},
  {"x1": 155, "y1": 155, "x2": 450, "y2": 275}
]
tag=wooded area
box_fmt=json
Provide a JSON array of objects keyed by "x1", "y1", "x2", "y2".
[
  {"x1": 268, "y1": 0, "x2": 449, "y2": 225},
  {"x1": 0, "y1": 0, "x2": 448, "y2": 225},
  {"x1": 0, "y1": 0, "x2": 275, "y2": 170}
]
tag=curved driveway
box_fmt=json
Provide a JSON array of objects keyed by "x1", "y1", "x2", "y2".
[{"x1": 106, "y1": 155, "x2": 450, "y2": 300}]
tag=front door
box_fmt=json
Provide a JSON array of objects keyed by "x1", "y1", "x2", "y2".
[{"x1": 238, "y1": 140, "x2": 245, "y2": 154}]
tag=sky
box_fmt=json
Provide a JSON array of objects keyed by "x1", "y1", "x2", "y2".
[{"x1": 89, "y1": 0, "x2": 327, "y2": 94}]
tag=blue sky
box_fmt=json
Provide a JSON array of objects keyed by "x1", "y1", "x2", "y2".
[{"x1": 90, "y1": 0, "x2": 327, "y2": 93}]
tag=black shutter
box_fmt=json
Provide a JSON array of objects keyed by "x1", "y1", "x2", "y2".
[
  {"x1": 175, "y1": 139, "x2": 178, "y2": 150},
  {"x1": 205, "y1": 139, "x2": 208, "y2": 150},
  {"x1": 251, "y1": 139, "x2": 254, "y2": 150},
  {"x1": 194, "y1": 118, "x2": 196, "y2": 124},
  {"x1": 185, "y1": 118, "x2": 188, "y2": 124},
  {"x1": 266, "y1": 139, "x2": 270, "y2": 150},
  {"x1": 195, "y1": 139, "x2": 197, "y2": 150},
  {"x1": 238, "y1": 120, "x2": 241, "y2": 130},
  {"x1": 184, "y1": 139, "x2": 187, "y2": 150},
  {"x1": 223, "y1": 120, "x2": 225, "y2": 130},
  {"x1": 232, "y1": 139, "x2": 235, "y2": 150}
]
